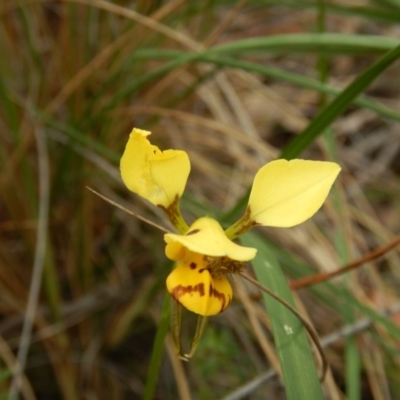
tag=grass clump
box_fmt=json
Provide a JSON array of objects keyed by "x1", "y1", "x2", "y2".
[{"x1": 1, "y1": 1, "x2": 400, "y2": 399}]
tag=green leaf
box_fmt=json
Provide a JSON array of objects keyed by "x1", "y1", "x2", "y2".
[
  {"x1": 241, "y1": 233, "x2": 324, "y2": 400},
  {"x1": 281, "y1": 41, "x2": 400, "y2": 159},
  {"x1": 209, "y1": 33, "x2": 397, "y2": 56}
]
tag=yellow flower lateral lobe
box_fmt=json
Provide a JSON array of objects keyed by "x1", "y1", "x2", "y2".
[
  {"x1": 166, "y1": 252, "x2": 233, "y2": 316},
  {"x1": 248, "y1": 159, "x2": 341, "y2": 228},
  {"x1": 165, "y1": 217, "x2": 256, "y2": 316},
  {"x1": 120, "y1": 128, "x2": 190, "y2": 208}
]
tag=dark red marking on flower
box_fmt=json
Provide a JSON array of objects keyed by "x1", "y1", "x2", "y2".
[
  {"x1": 171, "y1": 283, "x2": 205, "y2": 301},
  {"x1": 189, "y1": 262, "x2": 197, "y2": 269},
  {"x1": 186, "y1": 229, "x2": 200, "y2": 235},
  {"x1": 198, "y1": 268, "x2": 208, "y2": 273},
  {"x1": 209, "y1": 284, "x2": 230, "y2": 313}
]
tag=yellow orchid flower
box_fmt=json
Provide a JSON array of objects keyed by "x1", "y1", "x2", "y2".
[
  {"x1": 120, "y1": 127, "x2": 341, "y2": 358},
  {"x1": 165, "y1": 217, "x2": 256, "y2": 316}
]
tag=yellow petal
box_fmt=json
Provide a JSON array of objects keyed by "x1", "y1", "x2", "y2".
[
  {"x1": 165, "y1": 217, "x2": 256, "y2": 262},
  {"x1": 120, "y1": 128, "x2": 190, "y2": 207},
  {"x1": 165, "y1": 241, "x2": 186, "y2": 261},
  {"x1": 248, "y1": 159, "x2": 341, "y2": 227},
  {"x1": 166, "y1": 253, "x2": 232, "y2": 316}
]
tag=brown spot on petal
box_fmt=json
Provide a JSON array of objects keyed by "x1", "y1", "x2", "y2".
[
  {"x1": 171, "y1": 283, "x2": 205, "y2": 302},
  {"x1": 186, "y1": 229, "x2": 200, "y2": 235},
  {"x1": 189, "y1": 262, "x2": 197, "y2": 269}
]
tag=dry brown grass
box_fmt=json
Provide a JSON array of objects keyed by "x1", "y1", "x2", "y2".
[{"x1": 1, "y1": 1, "x2": 400, "y2": 399}]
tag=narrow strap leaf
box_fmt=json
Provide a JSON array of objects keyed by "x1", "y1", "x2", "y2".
[
  {"x1": 241, "y1": 233, "x2": 325, "y2": 400},
  {"x1": 281, "y1": 41, "x2": 400, "y2": 159}
]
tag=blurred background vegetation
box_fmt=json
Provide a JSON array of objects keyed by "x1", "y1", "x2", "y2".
[{"x1": 1, "y1": 0, "x2": 400, "y2": 399}]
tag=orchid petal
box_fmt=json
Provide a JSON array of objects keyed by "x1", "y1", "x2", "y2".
[
  {"x1": 120, "y1": 128, "x2": 190, "y2": 208},
  {"x1": 248, "y1": 159, "x2": 340, "y2": 227}
]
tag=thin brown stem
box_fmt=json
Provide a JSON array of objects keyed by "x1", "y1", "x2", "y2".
[
  {"x1": 86, "y1": 187, "x2": 171, "y2": 233},
  {"x1": 291, "y1": 234, "x2": 400, "y2": 290},
  {"x1": 239, "y1": 271, "x2": 328, "y2": 382}
]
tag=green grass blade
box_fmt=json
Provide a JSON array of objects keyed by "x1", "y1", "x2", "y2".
[
  {"x1": 253, "y1": 1, "x2": 400, "y2": 24},
  {"x1": 241, "y1": 233, "x2": 324, "y2": 400},
  {"x1": 281, "y1": 41, "x2": 400, "y2": 159},
  {"x1": 346, "y1": 335, "x2": 361, "y2": 400},
  {"x1": 90, "y1": 33, "x2": 398, "y2": 125},
  {"x1": 210, "y1": 33, "x2": 397, "y2": 56},
  {"x1": 130, "y1": 48, "x2": 400, "y2": 129},
  {"x1": 203, "y1": 56, "x2": 400, "y2": 124},
  {"x1": 373, "y1": 0, "x2": 400, "y2": 9},
  {"x1": 32, "y1": 106, "x2": 120, "y2": 162},
  {"x1": 93, "y1": 54, "x2": 197, "y2": 122},
  {"x1": 143, "y1": 293, "x2": 171, "y2": 400}
]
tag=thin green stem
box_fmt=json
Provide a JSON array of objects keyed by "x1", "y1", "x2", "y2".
[{"x1": 184, "y1": 316, "x2": 209, "y2": 359}]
